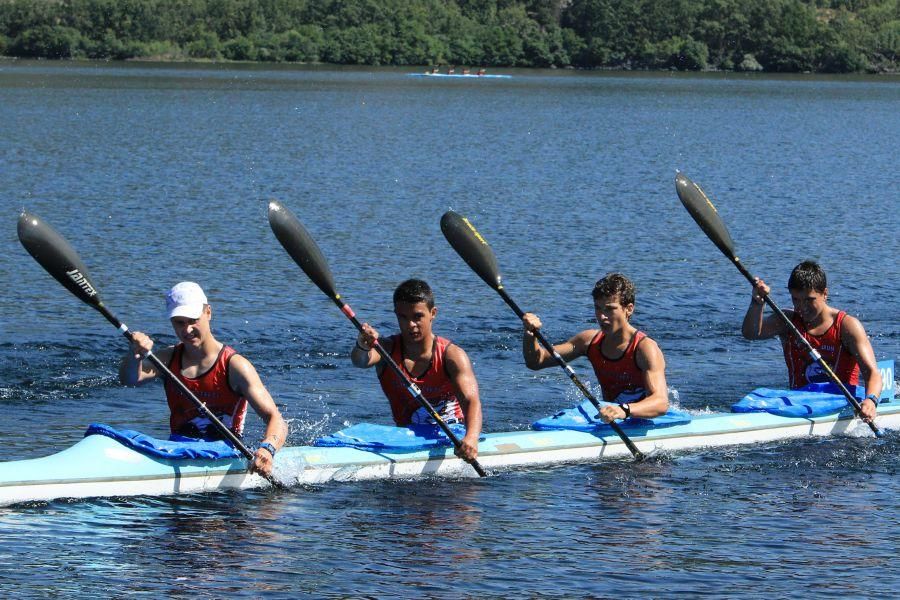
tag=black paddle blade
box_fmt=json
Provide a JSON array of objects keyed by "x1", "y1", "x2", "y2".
[
  {"x1": 18, "y1": 211, "x2": 103, "y2": 308},
  {"x1": 675, "y1": 173, "x2": 737, "y2": 260},
  {"x1": 440, "y1": 211, "x2": 502, "y2": 289},
  {"x1": 267, "y1": 200, "x2": 339, "y2": 299}
]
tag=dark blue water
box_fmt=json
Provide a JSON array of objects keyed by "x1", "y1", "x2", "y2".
[{"x1": 1, "y1": 62, "x2": 898, "y2": 597}]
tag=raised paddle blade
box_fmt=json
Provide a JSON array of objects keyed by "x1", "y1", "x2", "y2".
[
  {"x1": 18, "y1": 211, "x2": 103, "y2": 308},
  {"x1": 675, "y1": 173, "x2": 737, "y2": 260},
  {"x1": 440, "y1": 211, "x2": 503, "y2": 290},
  {"x1": 268, "y1": 200, "x2": 339, "y2": 299}
]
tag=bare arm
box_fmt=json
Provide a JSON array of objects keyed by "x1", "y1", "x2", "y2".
[
  {"x1": 632, "y1": 338, "x2": 669, "y2": 418},
  {"x1": 741, "y1": 278, "x2": 786, "y2": 340},
  {"x1": 522, "y1": 312, "x2": 594, "y2": 370},
  {"x1": 118, "y1": 332, "x2": 172, "y2": 386},
  {"x1": 840, "y1": 315, "x2": 882, "y2": 421},
  {"x1": 351, "y1": 322, "x2": 383, "y2": 369},
  {"x1": 445, "y1": 344, "x2": 482, "y2": 461},
  {"x1": 229, "y1": 354, "x2": 288, "y2": 477}
]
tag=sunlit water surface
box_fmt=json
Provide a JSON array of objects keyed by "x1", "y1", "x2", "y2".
[{"x1": 1, "y1": 62, "x2": 898, "y2": 597}]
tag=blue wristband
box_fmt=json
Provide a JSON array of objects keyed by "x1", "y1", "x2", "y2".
[
  {"x1": 258, "y1": 442, "x2": 276, "y2": 457},
  {"x1": 864, "y1": 394, "x2": 879, "y2": 405}
]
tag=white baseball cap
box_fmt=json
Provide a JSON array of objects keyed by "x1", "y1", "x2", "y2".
[{"x1": 165, "y1": 282, "x2": 208, "y2": 319}]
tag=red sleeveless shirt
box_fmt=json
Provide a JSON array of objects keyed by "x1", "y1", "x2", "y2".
[
  {"x1": 781, "y1": 310, "x2": 860, "y2": 388},
  {"x1": 586, "y1": 330, "x2": 648, "y2": 403},
  {"x1": 378, "y1": 335, "x2": 463, "y2": 426},
  {"x1": 164, "y1": 344, "x2": 248, "y2": 438}
]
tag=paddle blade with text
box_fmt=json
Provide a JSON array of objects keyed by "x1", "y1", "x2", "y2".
[
  {"x1": 18, "y1": 211, "x2": 103, "y2": 308},
  {"x1": 440, "y1": 210, "x2": 503, "y2": 289}
]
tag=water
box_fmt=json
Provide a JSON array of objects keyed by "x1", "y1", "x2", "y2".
[{"x1": 1, "y1": 62, "x2": 898, "y2": 597}]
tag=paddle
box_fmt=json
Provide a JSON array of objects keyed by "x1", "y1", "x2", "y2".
[
  {"x1": 267, "y1": 200, "x2": 488, "y2": 477},
  {"x1": 440, "y1": 210, "x2": 646, "y2": 460},
  {"x1": 16, "y1": 211, "x2": 285, "y2": 484},
  {"x1": 674, "y1": 172, "x2": 882, "y2": 437}
]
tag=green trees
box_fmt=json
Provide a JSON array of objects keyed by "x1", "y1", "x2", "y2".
[{"x1": 0, "y1": 0, "x2": 896, "y2": 72}]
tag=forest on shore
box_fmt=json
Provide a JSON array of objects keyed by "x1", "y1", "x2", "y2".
[{"x1": 1, "y1": 0, "x2": 898, "y2": 73}]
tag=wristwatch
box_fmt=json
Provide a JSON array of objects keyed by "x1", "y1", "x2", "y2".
[
  {"x1": 864, "y1": 394, "x2": 879, "y2": 405},
  {"x1": 259, "y1": 442, "x2": 277, "y2": 457},
  {"x1": 620, "y1": 403, "x2": 632, "y2": 419}
]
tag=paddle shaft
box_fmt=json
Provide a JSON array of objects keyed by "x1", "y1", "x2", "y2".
[
  {"x1": 331, "y1": 296, "x2": 488, "y2": 477},
  {"x1": 495, "y1": 287, "x2": 646, "y2": 460},
  {"x1": 732, "y1": 257, "x2": 881, "y2": 436}
]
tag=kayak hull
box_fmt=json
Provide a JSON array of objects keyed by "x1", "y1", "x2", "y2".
[{"x1": 1, "y1": 403, "x2": 897, "y2": 506}]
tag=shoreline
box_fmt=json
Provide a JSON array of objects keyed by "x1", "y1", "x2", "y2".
[{"x1": 2, "y1": 55, "x2": 899, "y2": 76}]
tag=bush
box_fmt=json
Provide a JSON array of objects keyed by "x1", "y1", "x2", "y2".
[
  {"x1": 737, "y1": 53, "x2": 764, "y2": 71},
  {"x1": 641, "y1": 36, "x2": 709, "y2": 70},
  {"x1": 280, "y1": 26, "x2": 325, "y2": 63},
  {"x1": 10, "y1": 25, "x2": 84, "y2": 58},
  {"x1": 186, "y1": 31, "x2": 222, "y2": 60},
  {"x1": 817, "y1": 41, "x2": 868, "y2": 72},
  {"x1": 223, "y1": 35, "x2": 257, "y2": 61}
]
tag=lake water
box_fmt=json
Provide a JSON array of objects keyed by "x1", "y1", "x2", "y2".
[{"x1": 0, "y1": 61, "x2": 898, "y2": 597}]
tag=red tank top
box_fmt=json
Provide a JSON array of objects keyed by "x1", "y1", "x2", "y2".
[
  {"x1": 378, "y1": 335, "x2": 463, "y2": 426},
  {"x1": 164, "y1": 344, "x2": 248, "y2": 438},
  {"x1": 586, "y1": 330, "x2": 648, "y2": 403},
  {"x1": 782, "y1": 310, "x2": 859, "y2": 388}
]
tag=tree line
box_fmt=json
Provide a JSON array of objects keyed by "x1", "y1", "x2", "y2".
[{"x1": 0, "y1": 0, "x2": 897, "y2": 73}]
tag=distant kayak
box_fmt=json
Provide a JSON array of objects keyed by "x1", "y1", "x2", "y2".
[{"x1": 408, "y1": 72, "x2": 512, "y2": 79}]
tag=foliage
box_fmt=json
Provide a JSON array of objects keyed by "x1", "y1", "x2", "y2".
[{"x1": 0, "y1": 0, "x2": 897, "y2": 72}]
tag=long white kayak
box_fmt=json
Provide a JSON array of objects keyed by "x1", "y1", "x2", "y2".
[
  {"x1": 1, "y1": 399, "x2": 897, "y2": 507},
  {"x1": 407, "y1": 72, "x2": 512, "y2": 79}
]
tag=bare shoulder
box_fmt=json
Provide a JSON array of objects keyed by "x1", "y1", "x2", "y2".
[
  {"x1": 444, "y1": 341, "x2": 472, "y2": 365},
  {"x1": 840, "y1": 312, "x2": 869, "y2": 341},
  {"x1": 444, "y1": 341, "x2": 476, "y2": 376},
  {"x1": 153, "y1": 345, "x2": 176, "y2": 364},
  {"x1": 570, "y1": 328, "x2": 600, "y2": 352},
  {"x1": 228, "y1": 352, "x2": 260, "y2": 380},
  {"x1": 636, "y1": 335, "x2": 666, "y2": 366}
]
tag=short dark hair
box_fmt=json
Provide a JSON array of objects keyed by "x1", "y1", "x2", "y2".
[
  {"x1": 591, "y1": 273, "x2": 635, "y2": 306},
  {"x1": 393, "y1": 279, "x2": 435, "y2": 309},
  {"x1": 788, "y1": 261, "x2": 827, "y2": 293}
]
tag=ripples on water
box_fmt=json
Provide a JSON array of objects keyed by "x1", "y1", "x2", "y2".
[{"x1": 0, "y1": 63, "x2": 898, "y2": 596}]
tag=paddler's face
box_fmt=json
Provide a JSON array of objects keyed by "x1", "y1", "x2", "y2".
[
  {"x1": 394, "y1": 301, "x2": 436, "y2": 344},
  {"x1": 789, "y1": 287, "x2": 827, "y2": 324},
  {"x1": 170, "y1": 305, "x2": 211, "y2": 346},
  {"x1": 593, "y1": 294, "x2": 633, "y2": 332}
]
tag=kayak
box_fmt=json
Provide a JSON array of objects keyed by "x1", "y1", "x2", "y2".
[
  {"x1": 407, "y1": 73, "x2": 512, "y2": 79},
  {"x1": 1, "y1": 385, "x2": 896, "y2": 507}
]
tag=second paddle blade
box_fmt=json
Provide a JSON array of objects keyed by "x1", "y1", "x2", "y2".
[
  {"x1": 267, "y1": 200, "x2": 339, "y2": 299},
  {"x1": 675, "y1": 173, "x2": 737, "y2": 260},
  {"x1": 440, "y1": 210, "x2": 503, "y2": 289},
  {"x1": 17, "y1": 211, "x2": 104, "y2": 308}
]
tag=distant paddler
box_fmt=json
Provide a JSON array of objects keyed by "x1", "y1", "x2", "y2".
[
  {"x1": 351, "y1": 279, "x2": 483, "y2": 461},
  {"x1": 742, "y1": 261, "x2": 882, "y2": 422},
  {"x1": 522, "y1": 273, "x2": 670, "y2": 423},
  {"x1": 120, "y1": 281, "x2": 288, "y2": 477}
]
